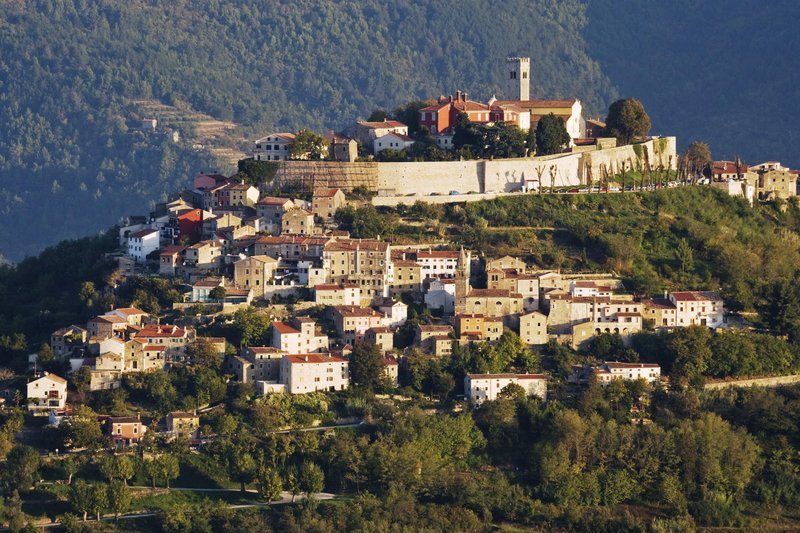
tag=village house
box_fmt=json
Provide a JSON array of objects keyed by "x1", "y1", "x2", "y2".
[
  {"x1": 281, "y1": 208, "x2": 316, "y2": 235},
  {"x1": 253, "y1": 133, "x2": 295, "y2": 161},
  {"x1": 106, "y1": 416, "x2": 146, "y2": 447},
  {"x1": 486, "y1": 256, "x2": 528, "y2": 272},
  {"x1": 271, "y1": 317, "x2": 329, "y2": 354},
  {"x1": 203, "y1": 212, "x2": 241, "y2": 238},
  {"x1": 363, "y1": 327, "x2": 394, "y2": 352},
  {"x1": 314, "y1": 283, "x2": 361, "y2": 306},
  {"x1": 326, "y1": 133, "x2": 358, "y2": 163},
  {"x1": 424, "y1": 278, "x2": 456, "y2": 314},
  {"x1": 572, "y1": 362, "x2": 662, "y2": 385},
  {"x1": 387, "y1": 259, "x2": 424, "y2": 298},
  {"x1": 641, "y1": 296, "x2": 678, "y2": 329},
  {"x1": 51, "y1": 325, "x2": 87, "y2": 359},
  {"x1": 132, "y1": 324, "x2": 195, "y2": 361},
  {"x1": 454, "y1": 314, "x2": 503, "y2": 342},
  {"x1": 758, "y1": 168, "x2": 798, "y2": 200},
  {"x1": 166, "y1": 411, "x2": 200, "y2": 438},
  {"x1": 487, "y1": 268, "x2": 540, "y2": 311},
  {"x1": 194, "y1": 173, "x2": 231, "y2": 191},
  {"x1": 384, "y1": 355, "x2": 399, "y2": 386},
  {"x1": 311, "y1": 188, "x2": 346, "y2": 221},
  {"x1": 127, "y1": 228, "x2": 160, "y2": 262},
  {"x1": 256, "y1": 197, "x2": 295, "y2": 234},
  {"x1": 414, "y1": 324, "x2": 455, "y2": 357},
  {"x1": 190, "y1": 278, "x2": 224, "y2": 303},
  {"x1": 231, "y1": 346, "x2": 286, "y2": 383},
  {"x1": 254, "y1": 234, "x2": 331, "y2": 258},
  {"x1": 26, "y1": 372, "x2": 67, "y2": 413},
  {"x1": 518, "y1": 311, "x2": 548, "y2": 346},
  {"x1": 461, "y1": 288, "x2": 524, "y2": 327},
  {"x1": 87, "y1": 315, "x2": 128, "y2": 339},
  {"x1": 279, "y1": 353, "x2": 349, "y2": 393},
  {"x1": 377, "y1": 298, "x2": 408, "y2": 328},
  {"x1": 159, "y1": 245, "x2": 186, "y2": 276},
  {"x1": 233, "y1": 255, "x2": 279, "y2": 298},
  {"x1": 490, "y1": 97, "x2": 585, "y2": 142},
  {"x1": 373, "y1": 131, "x2": 415, "y2": 155},
  {"x1": 323, "y1": 238, "x2": 391, "y2": 305},
  {"x1": 328, "y1": 306, "x2": 385, "y2": 345},
  {"x1": 184, "y1": 240, "x2": 224, "y2": 270},
  {"x1": 215, "y1": 182, "x2": 259, "y2": 207},
  {"x1": 464, "y1": 373, "x2": 547, "y2": 406},
  {"x1": 351, "y1": 120, "x2": 409, "y2": 150},
  {"x1": 669, "y1": 291, "x2": 724, "y2": 328}
]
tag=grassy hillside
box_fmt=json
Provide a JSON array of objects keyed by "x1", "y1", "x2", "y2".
[{"x1": 0, "y1": 0, "x2": 614, "y2": 261}]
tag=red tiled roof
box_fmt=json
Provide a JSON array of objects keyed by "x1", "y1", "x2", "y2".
[
  {"x1": 138, "y1": 325, "x2": 189, "y2": 338},
  {"x1": 144, "y1": 345, "x2": 166, "y2": 351},
  {"x1": 670, "y1": 291, "x2": 722, "y2": 302},
  {"x1": 129, "y1": 228, "x2": 159, "y2": 239},
  {"x1": 358, "y1": 120, "x2": 407, "y2": 129},
  {"x1": 159, "y1": 246, "x2": 186, "y2": 256},
  {"x1": 313, "y1": 188, "x2": 343, "y2": 197},
  {"x1": 642, "y1": 298, "x2": 676, "y2": 310},
  {"x1": 112, "y1": 307, "x2": 147, "y2": 315},
  {"x1": 286, "y1": 353, "x2": 348, "y2": 364},
  {"x1": 467, "y1": 289, "x2": 523, "y2": 298},
  {"x1": 333, "y1": 306, "x2": 382, "y2": 317},
  {"x1": 466, "y1": 373, "x2": 547, "y2": 380},
  {"x1": 494, "y1": 99, "x2": 576, "y2": 109},
  {"x1": 272, "y1": 321, "x2": 301, "y2": 335},
  {"x1": 603, "y1": 362, "x2": 660, "y2": 369},
  {"x1": 324, "y1": 239, "x2": 388, "y2": 252},
  {"x1": 257, "y1": 196, "x2": 294, "y2": 206}
]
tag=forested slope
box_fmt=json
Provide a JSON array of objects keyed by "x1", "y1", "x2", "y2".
[
  {"x1": 587, "y1": 0, "x2": 800, "y2": 167},
  {"x1": 0, "y1": 0, "x2": 613, "y2": 261}
]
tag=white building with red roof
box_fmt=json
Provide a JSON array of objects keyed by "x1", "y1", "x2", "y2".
[
  {"x1": 352, "y1": 119, "x2": 409, "y2": 150},
  {"x1": 253, "y1": 133, "x2": 295, "y2": 161},
  {"x1": 595, "y1": 362, "x2": 661, "y2": 384},
  {"x1": 127, "y1": 228, "x2": 159, "y2": 262},
  {"x1": 280, "y1": 353, "x2": 349, "y2": 393},
  {"x1": 464, "y1": 373, "x2": 547, "y2": 406},
  {"x1": 271, "y1": 317, "x2": 329, "y2": 354},
  {"x1": 668, "y1": 291, "x2": 724, "y2": 328},
  {"x1": 27, "y1": 372, "x2": 68, "y2": 413},
  {"x1": 373, "y1": 131, "x2": 415, "y2": 156}
]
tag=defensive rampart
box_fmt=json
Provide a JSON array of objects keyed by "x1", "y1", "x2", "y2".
[{"x1": 271, "y1": 137, "x2": 677, "y2": 195}]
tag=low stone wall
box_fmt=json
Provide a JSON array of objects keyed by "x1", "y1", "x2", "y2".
[
  {"x1": 704, "y1": 374, "x2": 800, "y2": 390},
  {"x1": 372, "y1": 191, "x2": 522, "y2": 207}
]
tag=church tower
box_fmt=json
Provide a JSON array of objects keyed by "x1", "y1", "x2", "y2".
[
  {"x1": 454, "y1": 246, "x2": 471, "y2": 315},
  {"x1": 505, "y1": 56, "x2": 530, "y2": 101}
]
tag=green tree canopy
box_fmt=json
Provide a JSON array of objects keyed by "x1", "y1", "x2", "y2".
[
  {"x1": 535, "y1": 113, "x2": 570, "y2": 155},
  {"x1": 604, "y1": 98, "x2": 651, "y2": 145}
]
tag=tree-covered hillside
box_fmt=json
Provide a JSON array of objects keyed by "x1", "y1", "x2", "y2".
[
  {"x1": 0, "y1": 0, "x2": 614, "y2": 262},
  {"x1": 587, "y1": 0, "x2": 800, "y2": 167}
]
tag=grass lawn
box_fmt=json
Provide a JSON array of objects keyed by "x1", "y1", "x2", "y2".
[{"x1": 129, "y1": 487, "x2": 263, "y2": 512}]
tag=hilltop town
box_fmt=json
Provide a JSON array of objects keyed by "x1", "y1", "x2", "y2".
[{"x1": 4, "y1": 55, "x2": 800, "y2": 531}]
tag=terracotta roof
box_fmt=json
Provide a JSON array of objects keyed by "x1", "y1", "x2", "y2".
[
  {"x1": 417, "y1": 251, "x2": 460, "y2": 259},
  {"x1": 272, "y1": 321, "x2": 301, "y2": 335},
  {"x1": 257, "y1": 196, "x2": 294, "y2": 206},
  {"x1": 324, "y1": 239, "x2": 388, "y2": 252},
  {"x1": 313, "y1": 188, "x2": 343, "y2": 197},
  {"x1": 384, "y1": 355, "x2": 399, "y2": 365},
  {"x1": 248, "y1": 346, "x2": 284, "y2": 353},
  {"x1": 368, "y1": 326, "x2": 392, "y2": 334},
  {"x1": 138, "y1": 325, "x2": 189, "y2": 338},
  {"x1": 169, "y1": 411, "x2": 199, "y2": 419},
  {"x1": 159, "y1": 245, "x2": 186, "y2": 256},
  {"x1": 333, "y1": 306, "x2": 382, "y2": 317},
  {"x1": 378, "y1": 131, "x2": 414, "y2": 142},
  {"x1": 143, "y1": 345, "x2": 166, "y2": 351},
  {"x1": 112, "y1": 307, "x2": 147, "y2": 315},
  {"x1": 417, "y1": 325, "x2": 452, "y2": 332},
  {"x1": 357, "y1": 120, "x2": 407, "y2": 129},
  {"x1": 129, "y1": 228, "x2": 159, "y2": 239},
  {"x1": 193, "y1": 279, "x2": 222, "y2": 288},
  {"x1": 315, "y1": 283, "x2": 359, "y2": 291},
  {"x1": 493, "y1": 98, "x2": 577, "y2": 110},
  {"x1": 37, "y1": 373, "x2": 67, "y2": 384},
  {"x1": 466, "y1": 373, "x2": 547, "y2": 380},
  {"x1": 286, "y1": 353, "x2": 348, "y2": 364},
  {"x1": 670, "y1": 291, "x2": 722, "y2": 302},
  {"x1": 603, "y1": 362, "x2": 660, "y2": 369},
  {"x1": 712, "y1": 161, "x2": 748, "y2": 174},
  {"x1": 467, "y1": 289, "x2": 523, "y2": 298},
  {"x1": 52, "y1": 325, "x2": 86, "y2": 336},
  {"x1": 256, "y1": 133, "x2": 295, "y2": 142},
  {"x1": 90, "y1": 315, "x2": 127, "y2": 324}
]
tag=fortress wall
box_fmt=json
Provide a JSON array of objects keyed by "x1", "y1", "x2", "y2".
[
  {"x1": 271, "y1": 138, "x2": 677, "y2": 194},
  {"x1": 376, "y1": 160, "x2": 483, "y2": 195}
]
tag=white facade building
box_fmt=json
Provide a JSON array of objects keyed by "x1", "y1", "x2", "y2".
[
  {"x1": 373, "y1": 132, "x2": 415, "y2": 155},
  {"x1": 464, "y1": 373, "x2": 547, "y2": 406},
  {"x1": 594, "y1": 362, "x2": 661, "y2": 384},
  {"x1": 271, "y1": 319, "x2": 329, "y2": 354},
  {"x1": 253, "y1": 133, "x2": 295, "y2": 161},
  {"x1": 424, "y1": 278, "x2": 456, "y2": 314},
  {"x1": 669, "y1": 291, "x2": 724, "y2": 328},
  {"x1": 127, "y1": 228, "x2": 159, "y2": 262},
  {"x1": 27, "y1": 373, "x2": 68, "y2": 412},
  {"x1": 280, "y1": 353, "x2": 349, "y2": 393}
]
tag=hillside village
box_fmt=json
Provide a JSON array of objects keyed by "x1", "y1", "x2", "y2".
[{"x1": 5, "y1": 54, "x2": 800, "y2": 533}]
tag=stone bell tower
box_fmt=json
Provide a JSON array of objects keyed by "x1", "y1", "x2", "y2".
[{"x1": 505, "y1": 56, "x2": 531, "y2": 101}]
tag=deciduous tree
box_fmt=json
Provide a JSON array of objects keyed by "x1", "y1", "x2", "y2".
[{"x1": 604, "y1": 98, "x2": 651, "y2": 145}]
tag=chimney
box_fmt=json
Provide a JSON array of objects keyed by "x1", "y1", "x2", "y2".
[
  {"x1": 462, "y1": 92, "x2": 468, "y2": 102},
  {"x1": 456, "y1": 90, "x2": 461, "y2": 101}
]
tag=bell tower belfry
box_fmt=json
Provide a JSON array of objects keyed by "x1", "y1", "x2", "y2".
[
  {"x1": 454, "y1": 246, "x2": 471, "y2": 314},
  {"x1": 505, "y1": 56, "x2": 531, "y2": 101}
]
